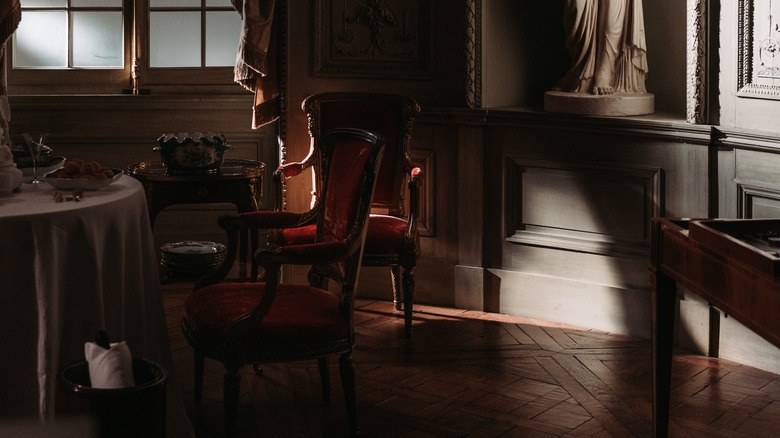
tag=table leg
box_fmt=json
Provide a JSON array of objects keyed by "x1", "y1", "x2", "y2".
[
  {"x1": 237, "y1": 198, "x2": 261, "y2": 281},
  {"x1": 652, "y1": 269, "x2": 676, "y2": 438}
]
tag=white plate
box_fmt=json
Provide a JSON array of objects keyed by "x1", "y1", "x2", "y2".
[{"x1": 44, "y1": 168, "x2": 123, "y2": 190}]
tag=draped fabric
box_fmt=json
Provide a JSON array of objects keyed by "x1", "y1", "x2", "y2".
[
  {"x1": 0, "y1": 0, "x2": 21, "y2": 145},
  {"x1": 553, "y1": 0, "x2": 647, "y2": 95},
  {"x1": 613, "y1": 0, "x2": 648, "y2": 93},
  {"x1": 232, "y1": 0, "x2": 280, "y2": 128},
  {"x1": 554, "y1": 0, "x2": 599, "y2": 93}
]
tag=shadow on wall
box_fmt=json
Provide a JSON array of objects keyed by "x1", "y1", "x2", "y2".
[{"x1": 482, "y1": 1, "x2": 569, "y2": 109}]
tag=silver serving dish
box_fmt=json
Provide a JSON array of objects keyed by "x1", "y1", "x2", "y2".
[{"x1": 44, "y1": 168, "x2": 123, "y2": 190}]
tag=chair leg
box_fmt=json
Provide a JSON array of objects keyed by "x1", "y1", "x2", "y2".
[
  {"x1": 390, "y1": 265, "x2": 402, "y2": 310},
  {"x1": 339, "y1": 353, "x2": 358, "y2": 436},
  {"x1": 223, "y1": 363, "x2": 242, "y2": 438},
  {"x1": 318, "y1": 357, "x2": 331, "y2": 404},
  {"x1": 402, "y1": 264, "x2": 415, "y2": 338},
  {"x1": 193, "y1": 351, "x2": 205, "y2": 401}
]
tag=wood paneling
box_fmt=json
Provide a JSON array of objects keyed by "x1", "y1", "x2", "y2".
[
  {"x1": 507, "y1": 158, "x2": 661, "y2": 257},
  {"x1": 8, "y1": 94, "x2": 279, "y2": 212}
]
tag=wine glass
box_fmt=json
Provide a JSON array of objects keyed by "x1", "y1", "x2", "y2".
[{"x1": 22, "y1": 132, "x2": 49, "y2": 184}]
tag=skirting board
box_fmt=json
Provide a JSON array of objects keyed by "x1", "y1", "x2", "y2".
[
  {"x1": 678, "y1": 290, "x2": 780, "y2": 376},
  {"x1": 484, "y1": 268, "x2": 651, "y2": 338}
]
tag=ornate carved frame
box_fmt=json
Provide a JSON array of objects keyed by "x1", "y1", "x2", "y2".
[
  {"x1": 737, "y1": 0, "x2": 780, "y2": 100},
  {"x1": 465, "y1": 0, "x2": 481, "y2": 109},
  {"x1": 314, "y1": 0, "x2": 433, "y2": 79},
  {"x1": 688, "y1": 0, "x2": 709, "y2": 124}
]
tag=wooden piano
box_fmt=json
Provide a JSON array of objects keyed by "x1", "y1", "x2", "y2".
[{"x1": 650, "y1": 218, "x2": 780, "y2": 437}]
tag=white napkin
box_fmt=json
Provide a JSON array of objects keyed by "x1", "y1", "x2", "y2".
[{"x1": 84, "y1": 341, "x2": 135, "y2": 389}]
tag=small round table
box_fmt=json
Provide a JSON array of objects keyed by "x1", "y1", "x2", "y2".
[{"x1": 127, "y1": 159, "x2": 266, "y2": 225}]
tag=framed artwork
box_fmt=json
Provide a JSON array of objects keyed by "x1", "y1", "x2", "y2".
[
  {"x1": 739, "y1": 0, "x2": 780, "y2": 99},
  {"x1": 315, "y1": 0, "x2": 432, "y2": 79}
]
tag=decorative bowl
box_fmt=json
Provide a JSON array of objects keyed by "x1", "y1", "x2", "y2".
[
  {"x1": 154, "y1": 132, "x2": 229, "y2": 175},
  {"x1": 45, "y1": 168, "x2": 123, "y2": 190}
]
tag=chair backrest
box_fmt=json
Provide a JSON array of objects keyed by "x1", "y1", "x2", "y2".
[
  {"x1": 311, "y1": 128, "x2": 385, "y2": 282},
  {"x1": 303, "y1": 92, "x2": 420, "y2": 217}
]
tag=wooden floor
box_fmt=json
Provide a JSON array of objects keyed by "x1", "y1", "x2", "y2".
[{"x1": 162, "y1": 282, "x2": 780, "y2": 437}]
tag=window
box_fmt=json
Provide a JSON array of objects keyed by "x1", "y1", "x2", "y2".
[{"x1": 9, "y1": 0, "x2": 243, "y2": 94}]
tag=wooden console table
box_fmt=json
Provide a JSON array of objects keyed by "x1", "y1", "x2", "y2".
[
  {"x1": 650, "y1": 218, "x2": 780, "y2": 437},
  {"x1": 127, "y1": 159, "x2": 265, "y2": 225},
  {"x1": 128, "y1": 159, "x2": 266, "y2": 281}
]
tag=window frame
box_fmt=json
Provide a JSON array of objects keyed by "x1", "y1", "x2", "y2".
[
  {"x1": 138, "y1": 0, "x2": 239, "y2": 90},
  {"x1": 8, "y1": 0, "x2": 241, "y2": 95}
]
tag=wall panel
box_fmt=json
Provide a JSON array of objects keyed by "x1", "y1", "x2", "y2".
[
  {"x1": 482, "y1": 110, "x2": 710, "y2": 336},
  {"x1": 507, "y1": 158, "x2": 661, "y2": 257}
]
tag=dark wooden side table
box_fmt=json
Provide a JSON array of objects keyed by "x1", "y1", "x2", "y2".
[
  {"x1": 650, "y1": 218, "x2": 780, "y2": 437},
  {"x1": 127, "y1": 159, "x2": 265, "y2": 226},
  {"x1": 127, "y1": 159, "x2": 266, "y2": 281}
]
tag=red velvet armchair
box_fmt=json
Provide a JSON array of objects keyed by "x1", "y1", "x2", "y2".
[
  {"x1": 182, "y1": 128, "x2": 385, "y2": 437},
  {"x1": 274, "y1": 92, "x2": 421, "y2": 338}
]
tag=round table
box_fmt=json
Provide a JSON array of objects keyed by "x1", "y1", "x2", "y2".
[{"x1": 0, "y1": 176, "x2": 193, "y2": 436}]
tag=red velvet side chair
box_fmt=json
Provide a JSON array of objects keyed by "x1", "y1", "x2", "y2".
[
  {"x1": 182, "y1": 128, "x2": 385, "y2": 437},
  {"x1": 273, "y1": 92, "x2": 421, "y2": 338}
]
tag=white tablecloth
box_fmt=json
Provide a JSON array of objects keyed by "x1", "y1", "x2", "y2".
[{"x1": 0, "y1": 176, "x2": 193, "y2": 436}]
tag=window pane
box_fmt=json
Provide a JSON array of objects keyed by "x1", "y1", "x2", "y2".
[
  {"x1": 20, "y1": 0, "x2": 66, "y2": 7},
  {"x1": 151, "y1": 0, "x2": 199, "y2": 7},
  {"x1": 150, "y1": 12, "x2": 201, "y2": 67},
  {"x1": 71, "y1": 0, "x2": 122, "y2": 7},
  {"x1": 72, "y1": 12, "x2": 123, "y2": 68},
  {"x1": 206, "y1": 0, "x2": 233, "y2": 6},
  {"x1": 205, "y1": 11, "x2": 241, "y2": 67},
  {"x1": 13, "y1": 11, "x2": 67, "y2": 68}
]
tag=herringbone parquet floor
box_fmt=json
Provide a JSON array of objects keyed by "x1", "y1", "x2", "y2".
[{"x1": 162, "y1": 283, "x2": 780, "y2": 437}]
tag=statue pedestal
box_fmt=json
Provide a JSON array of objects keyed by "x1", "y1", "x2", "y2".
[{"x1": 544, "y1": 91, "x2": 655, "y2": 116}]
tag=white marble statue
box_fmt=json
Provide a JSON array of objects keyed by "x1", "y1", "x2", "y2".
[{"x1": 545, "y1": 0, "x2": 653, "y2": 116}]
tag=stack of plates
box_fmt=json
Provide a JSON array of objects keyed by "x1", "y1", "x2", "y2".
[{"x1": 160, "y1": 241, "x2": 226, "y2": 276}]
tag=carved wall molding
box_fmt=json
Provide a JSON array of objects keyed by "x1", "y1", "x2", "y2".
[
  {"x1": 717, "y1": 126, "x2": 780, "y2": 151},
  {"x1": 738, "y1": 0, "x2": 752, "y2": 91},
  {"x1": 411, "y1": 149, "x2": 436, "y2": 236},
  {"x1": 465, "y1": 0, "x2": 482, "y2": 109},
  {"x1": 738, "y1": 184, "x2": 780, "y2": 218},
  {"x1": 314, "y1": 0, "x2": 432, "y2": 79},
  {"x1": 687, "y1": 0, "x2": 708, "y2": 124}
]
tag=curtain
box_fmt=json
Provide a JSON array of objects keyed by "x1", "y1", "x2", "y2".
[
  {"x1": 0, "y1": 0, "x2": 21, "y2": 145},
  {"x1": 232, "y1": 0, "x2": 280, "y2": 129}
]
